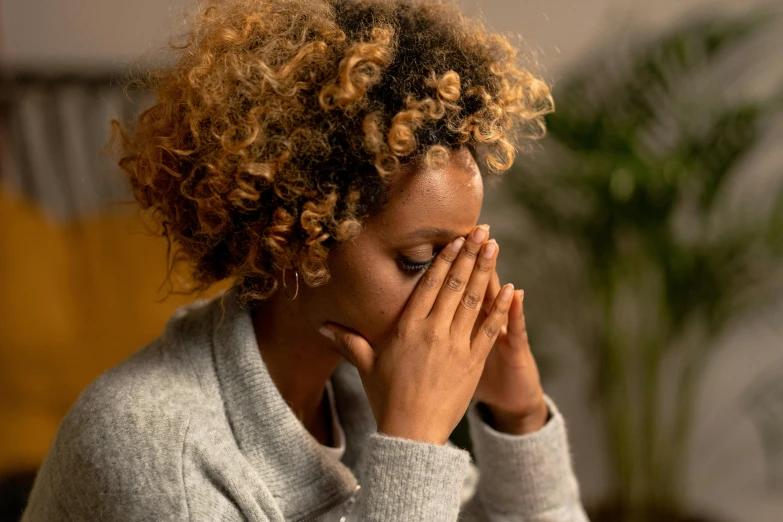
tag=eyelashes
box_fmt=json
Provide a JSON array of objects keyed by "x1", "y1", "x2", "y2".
[
  {"x1": 399, "y1": 256, "x2": 436, "y2": 274},
  {"x1": 398, "y1": 247, "x2": 444, "y2": 275}
]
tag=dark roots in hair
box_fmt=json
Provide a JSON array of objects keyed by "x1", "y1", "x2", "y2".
[{"x1": 110, "y1": 0, "x2": 553, "y2": 305}]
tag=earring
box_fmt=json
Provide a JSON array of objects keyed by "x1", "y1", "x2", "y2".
[{"x1": 282, "y1": 267, "x2": 299, "y2": 300}]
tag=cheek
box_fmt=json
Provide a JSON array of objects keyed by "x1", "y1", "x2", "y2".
[{"x1": 328, "y1": 250, "x2": 419, "y2": 345}]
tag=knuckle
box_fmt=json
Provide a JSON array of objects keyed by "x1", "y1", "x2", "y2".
[
  {"x1": 462, "y1": 291, "x2": 481, "y2": 309},
  {"x1": 423, "y1": 327, "x2": 441, "y2": 346},
  {"x1": 483, "y1": 322, "x2": 498, "y2": 339},
  {"x1": 419, "y1": 271, "x2": 441, "y2": 290},
  {"x1": 445, "y1": 274, "x2": 465, "y2": 292},
  {"x1": 476, "y1": 258, "x2": 493, "y2": 273},
  {"x1": 461, "y1": 246, "x2": 479, "y2": 260},
  {"x1": 439, "y1": 249, "x2": 458, "y2": 264},
  {"x1": 393, "y1": 323, "x2": 409, "y2": 341}
]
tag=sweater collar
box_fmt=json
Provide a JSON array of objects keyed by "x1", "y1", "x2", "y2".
[{"x1": 210, "y1": 288, "x2": 375, "y2": 521}]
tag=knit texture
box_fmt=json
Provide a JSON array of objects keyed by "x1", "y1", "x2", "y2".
[
  {"x1": 463, "y1": 398, "x2": 588, "y2": 521},
  {"x1": 21, "y1": 288, "x2": 588, "y2": 521},
  {"x1": 359, "y1": 433, "x2": 470, "y2": 520}
]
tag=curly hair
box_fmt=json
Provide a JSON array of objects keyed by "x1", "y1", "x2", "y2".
[{"x1": 110, "y1": 0, "x2": 553, "y2": 305}]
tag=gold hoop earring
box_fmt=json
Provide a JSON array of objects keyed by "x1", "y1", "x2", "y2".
[{"x1": 282, "y1": 267, "x2": 299, "y2": 300}]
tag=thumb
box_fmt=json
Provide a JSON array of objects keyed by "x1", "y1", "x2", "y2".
[{"x1": 319, "y1": 323, "x2": 375, "y2": 376}]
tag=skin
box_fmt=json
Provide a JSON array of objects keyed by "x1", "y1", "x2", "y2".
[{"x1": 251, "y1": 146, "x2": 547, "y2": 447}]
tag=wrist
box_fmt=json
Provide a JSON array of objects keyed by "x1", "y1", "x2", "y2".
[
  {"x1": 377, "y1": 421, "x2": 448, "y2": 446},
  {"x1": 477, "y1": 399, "x2": 549, "y2": 435}
]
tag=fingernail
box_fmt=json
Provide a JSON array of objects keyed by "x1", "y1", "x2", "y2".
[
  {"x1": 482, "y1": 240, "x2": 497, "y2": 258},
  {"x1": 472, "y1": 225, "x2": 489, "y2": 242},
  {"x1": 319, "y1": 326, "x2": 335, "y2": 341},
  {"x1": 451, "y1": 237, "x2": 466, "y2": 252},
  {"x1": 501, "y1": 283, "x2": 514, "y2": 300}
]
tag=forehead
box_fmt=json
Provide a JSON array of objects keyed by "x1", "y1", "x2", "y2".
[{"x1": 370, "y1": 148, "x2": 484, "y2": 239}]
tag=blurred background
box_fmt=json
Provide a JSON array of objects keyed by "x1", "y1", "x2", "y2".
[{"x1": 0, "y1": 0, "x2": 781, "y2": 521}]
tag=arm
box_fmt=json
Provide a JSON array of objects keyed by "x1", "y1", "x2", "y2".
[
  {"x1": 355, "y1": 396, "x2": 587, "y2": 522},
  {"x1": 358, "y1": 433, "x2": 472, "y2": 521},
  {"x1": 459, "y1": 397, "x2": 589, "y2": 521},
  {"x1": 459, "y1": 268, "x2": 588, "y2": 521}
]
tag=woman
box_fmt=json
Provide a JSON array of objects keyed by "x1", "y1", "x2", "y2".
[{"x1": 23, "y1": 0, "x2": 588, "y2": 520}]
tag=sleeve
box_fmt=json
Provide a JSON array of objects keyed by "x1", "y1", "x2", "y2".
[
  {"x1": 357, "y1": 432, "x2": 473, "y2": 521},
  {"x1": 458, "y1": 395, "x2": 590, "y2": 521}
]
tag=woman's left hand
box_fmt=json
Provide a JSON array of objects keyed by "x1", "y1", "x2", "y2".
[{"x1": 471, "y1": 269, "x2": 549, "y2": 435}]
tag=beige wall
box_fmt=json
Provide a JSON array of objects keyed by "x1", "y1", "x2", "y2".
[
  {"x1": 2, "y1": 0, "x2": 775, "y2": 71},
  {"x1": 0, "y1": 0, "x2": 193, "y2": 69}
]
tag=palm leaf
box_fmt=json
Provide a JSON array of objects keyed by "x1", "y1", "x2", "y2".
[{"x1": 548, "y1": 12, "x2": 770, "y2": 154}]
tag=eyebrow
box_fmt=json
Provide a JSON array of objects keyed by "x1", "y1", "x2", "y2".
[{"x1": 401, "y1": 227, "x2": 463, "y2": 241}]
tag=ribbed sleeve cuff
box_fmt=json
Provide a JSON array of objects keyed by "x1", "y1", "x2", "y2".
[
  {"x1": 466, "y1": 395, "x2": 582, "y2": 515},
  {"x1": 358, "y1": 432, "x2": 471, "y2": 521}
]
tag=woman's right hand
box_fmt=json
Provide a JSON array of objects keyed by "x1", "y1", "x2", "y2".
[{"x1": 319, "y1": 225, "x2": 514, "y2": 445}]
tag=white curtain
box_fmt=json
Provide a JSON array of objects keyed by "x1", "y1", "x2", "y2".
[{"x1": 0, "y1": 73, "x2": 153, "y2": 222}]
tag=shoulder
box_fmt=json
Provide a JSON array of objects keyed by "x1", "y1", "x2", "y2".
[
  {"x1": 58, "y1": 294, "x2": 224, "y2": 466},
  {"x1": 65, "y1": 294, "x2": 220, "y2": 441},
  {"x1": 61, "y1": 337, "x2": 196, "y2": 453},
  {"x1": 25, "y1": 297, "x2": 225, "y2": 520}
]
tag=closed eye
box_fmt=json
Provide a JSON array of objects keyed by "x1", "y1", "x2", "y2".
[
  {"x1": 398, "y1": 247, "x2": 444, "y2": 275},
  {"x1": 398, "y1": 256, "x2": 436, "y2": 274}
]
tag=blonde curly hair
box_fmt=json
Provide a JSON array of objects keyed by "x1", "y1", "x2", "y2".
[{"x1": 110, "y1": 0, "x2": 553, "y2": 305}]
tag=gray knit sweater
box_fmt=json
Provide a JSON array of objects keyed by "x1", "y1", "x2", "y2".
[{"x1": 22, "y1": 289, "x2": 588, "y2": 521}]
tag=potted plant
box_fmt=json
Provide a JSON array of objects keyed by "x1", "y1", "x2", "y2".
[{"x1": 499, "y1": 10, "x2": 783, "y2": 521}]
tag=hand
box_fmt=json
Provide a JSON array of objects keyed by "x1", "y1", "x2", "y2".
[
  {"x1": 320, "y1": 225, "x2": 514, "y2": 445},
  {"x1": 472, "y1": 270, "x2": 548, "y2": 435}
]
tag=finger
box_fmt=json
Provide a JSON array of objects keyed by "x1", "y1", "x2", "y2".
[
  {"x1": 471, "y1": 307, "x2": 488, "y2": 341},
  {"x1": 482, "y1": 268, "x2": 501, "y2": 313},
  {"x1": 478, "y1": 268, "x2": 512, "y2": 342},
  {"x1": 400, "y1": 236, "x2": 464, "y2": 322},
  {"x1": 451, "y1": 239, "x2": 498, "y2": 335},
  {"x1": 472, "y1": 269, "x2": 497, "y2": 340},
  {"x1": 472, "y1": 283, "x2": 514, "y2": 358},
  {"x1": 507, "y1": 289, "x2": 529, "y2": 350},
  {"x1": 319, "y1": 324, "x2": 376, "y2": 376},
  {"x1": 430, "y1": 225, "x2": 490, "y2": 321}
]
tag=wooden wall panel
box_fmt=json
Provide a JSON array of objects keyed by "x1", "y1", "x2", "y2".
[{"x1": 0, "y1": 189, "x2": 220, "y2": 473}]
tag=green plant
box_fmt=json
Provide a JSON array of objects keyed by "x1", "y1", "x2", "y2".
[{"x1": 502, "y1": 10, "x2": 783, "y2": 520}]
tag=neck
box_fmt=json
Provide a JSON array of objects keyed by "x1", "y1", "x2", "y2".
[{"x1": 250, "y1": 292, "x2": 344, "y2": 444}]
